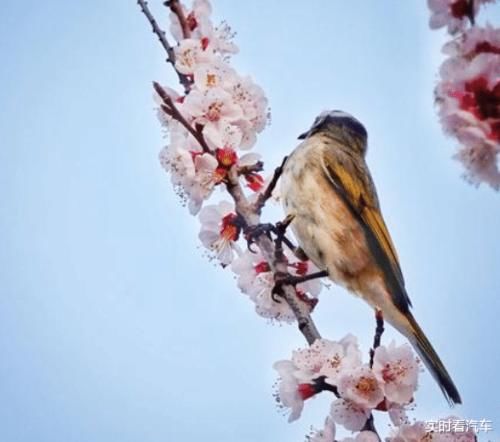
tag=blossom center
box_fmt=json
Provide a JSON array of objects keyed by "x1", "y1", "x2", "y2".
[
  {"x1": 355, "y1": 376, "x2": 378, "y2": 396},
  {"x1": 206, "y1": 73, "x2": 217, "y2": 87},
  {"x1": 220, "y1": 213, "x2": 240, "y2": 241},
  {"x1": 207, "y1": 101, "x2": 223, "y2": 121}
]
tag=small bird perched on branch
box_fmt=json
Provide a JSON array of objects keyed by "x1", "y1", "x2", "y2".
[{"x1": 280, "y1": 110, "x2": 461, "y2": 405}]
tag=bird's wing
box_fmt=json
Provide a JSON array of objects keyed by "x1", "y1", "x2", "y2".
[{"x1": 321, "y1": 149, "x2": 412, "y2": 313}]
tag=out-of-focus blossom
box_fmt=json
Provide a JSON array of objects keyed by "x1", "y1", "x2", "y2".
[
  {"x1": 437, "y1": 50, "x2": 500, "y2": 188},
  {"x1": 387, "y1": 421, "x2": 428, "y2": 442},
  {"x1": 339, "y1": 431, "x2": 379, "y2": 442},
  {"x1": 427, "y1": 0, "x2": 500, "y2": 189},
  {"x1": 428, "y1": 0, "x2": 494, "y2": 34}
]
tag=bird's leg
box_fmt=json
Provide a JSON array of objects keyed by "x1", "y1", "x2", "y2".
[
  {"x1": 272, "y1": 267, "x2": 329, "y2": 299},
  {"x1": 243, "y1": 222, "x2": 275, "y2": 252},
  {"x1": 369, "y1": 309, "x2": 385, "y2": 368}
]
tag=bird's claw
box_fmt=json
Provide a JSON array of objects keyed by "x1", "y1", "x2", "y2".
[{"x1": 244, "y1": 223, "x2": 276, "y2": 252}]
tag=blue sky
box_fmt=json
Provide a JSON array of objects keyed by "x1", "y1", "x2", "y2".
[{"x1": 1, "y1": 1, "x2": 499, "y2": 441}]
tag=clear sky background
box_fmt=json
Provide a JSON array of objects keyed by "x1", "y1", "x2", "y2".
[{"x1": 1, "y1": 1, "x2": 499, "y2": 441}]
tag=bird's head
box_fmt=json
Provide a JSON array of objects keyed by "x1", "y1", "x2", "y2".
[{"x1": 298, "y1": 110, "x2": 368, "y2": 156}]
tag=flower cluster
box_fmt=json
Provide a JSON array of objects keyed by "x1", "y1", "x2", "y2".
[
  {"x1": 274, "y1": 337, "x2": 419, "y2": 435},
  {"x1": 275, "y1": 339, "x2": 477, "y2": 441},
  {"x1": 158, "y1": 0, "x2": 269, "y2": 214},
  {"x1": 232, "y1": 249, "x2": 322, "y2": 322},
  {"x1": 387, "y1": 419, "x2": 477, "y2": 442},
  {"x1": 428, "y1": 0, "x2": 500, "y2": 188},
  {"x1": 428, "y1": 0, "x2": 494, "y2": 34},
  {"x1": 154, "y1": 0, "x2": 322, "y2": 322}
]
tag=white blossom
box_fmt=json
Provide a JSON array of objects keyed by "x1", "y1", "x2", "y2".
[
  {"x1": 198, "y1": 200, "x2": 241, "y2": 265},
  {"x1": 273, "y1": 360, "x2": 306, "y2": 422}
]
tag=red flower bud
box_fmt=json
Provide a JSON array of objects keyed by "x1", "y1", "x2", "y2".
[
  {"x1": 245, "y1": 173, "x2": 264, "y2": 192},
  {"x1": 297, "y1": 383, "x2": 316, "y2": 400}
]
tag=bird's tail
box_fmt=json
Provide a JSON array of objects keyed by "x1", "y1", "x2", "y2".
[{"x1": 405, "y1": 312, "x2": 462, "y2": 405}]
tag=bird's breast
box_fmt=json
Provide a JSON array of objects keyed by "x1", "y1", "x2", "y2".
[{"x1": 280, "y1": 141, "x2": 371, "y2": 288}]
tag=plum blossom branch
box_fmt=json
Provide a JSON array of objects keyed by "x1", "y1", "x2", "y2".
[
  {"x1": 369, "y1": 310, "x2": 385, "y2": 368},
  {"x1": 153, "y1": 81, "x2": 211, "y2": 152},
  {"x1": 137, "y1": 0, "x2": 192, "y2": 92},
  {"x1": 138, "y1": 1, "x2": 482, "y2": 440},
  {"x1": 165, "y1": 0, "x2": 192, "y2": 38},
  {"x1": 254, "y1": 156, "x2": 287, "y2": 213},
  {"x1": 224, "y1": 166, "x2": 322, "y2": 344}
]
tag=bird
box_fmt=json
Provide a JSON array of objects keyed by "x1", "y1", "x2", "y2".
[{"x1": 279, "y1": 110, "x2": 462, "y2": 405}]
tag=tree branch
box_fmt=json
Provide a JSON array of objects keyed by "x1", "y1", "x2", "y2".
[
  {"x1": 137, "y1": 0, "x2": 192, "y2": 92},
  {"x1": 225, "y1": 166, "x2": 321, "y2": 344},
  {"x1": 165, "y1": 0, "x2": 192, "y2": 38},
  {"x1": 369, "y1": 309, "x2": 385, "y2": 368},
  {"x1": 254, "y1": 156, "x2": 287, "y2": 214},
  {"x1": 153, "y1": 82, "x2": 211, "y2": 153}
]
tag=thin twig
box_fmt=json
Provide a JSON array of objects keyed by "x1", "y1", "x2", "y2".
[
  {"x1": 254, "y1": 156, "x2": 287, "y2": 213},
  {"x1": 237, "y1": 161, "x2": 264, "y2": 176},
  {"x1": 369, "y1": 309, "x2": 385, "y2": 368},
  {"x1": 137, "y1": 0, "x2": 192, "y2": 92},
  {"x1": 153, "y1": 82, "x2": 211, "y2": 153},
  {"x1": 312, "y1": 376, "x2": 339, "y2": 397},
  {"x1": 165, "y1": 0, "x2": 192, "y2": 38},
  {"x1": 468, "y1": 0, "x2": 475, "y2": 26},
  {"x1": 362, "y1": 415, "x2": 381, "y2": 441}
]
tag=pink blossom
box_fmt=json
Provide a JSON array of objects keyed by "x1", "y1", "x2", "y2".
[
  {"x1": 182, "y1": 87, "x2": 244, "y2": 144},
  {"x1": 273, "y1": 360, "x2": 305, "y2": 422},
  {"x1": 437, "y1": 49, "x2": 500, "y2": 188},
  {"x1": 198, "y1": 200, "x2": 241, "y2": 265},
  {"x1": 387, "y1": 403, "x2": 410, "y2": 427},
  {"x1": 330, "y1": 399, "x2": 371, "y2": 432},
  {"x1": 427, "y1": 0, "x2": 493, "y2": 34},
  {"x1": 339, "y1": 431, "x2": 379, "y2": 442},
  {"x1": 372, "y1": 342, "x2": 419, "y2": 404},
  {"x1": 387, "y1": 421, "x2": 428, "y2": 442},
  {"x1": 291, "y1": 336, "x2": 362, "y2": 384},
  {"x1": 174, "y1": 38, "x2": 216, "y2": 75},
  {"x1": 193, "y1": 62, "x2": 236, "y2": 92},
  {"x1": 169, "y1": 0, "x2": 212, "y2": 42},
  {"x1": 231, "y1": 250, "x2": 321, "y2": 323},
  {"x1": 337, "y1": 365, "x2": 384, "y2": 409},
  {"x1": 307, "y1": 417, "x2": 336, "y2": 442}
]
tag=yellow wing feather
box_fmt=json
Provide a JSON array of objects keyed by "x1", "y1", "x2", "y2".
[{"x1": 322, "y1": 149, "x2": 410, "y2": 310}]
